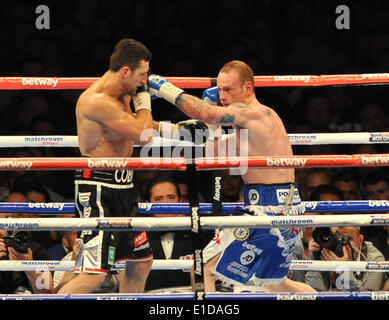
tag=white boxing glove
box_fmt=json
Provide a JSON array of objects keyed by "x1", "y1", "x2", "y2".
[
  {"x1": 148, "y1": 74, "x2": 184, "y2": 105},
  {"x1": 133, "y1": 84, "x2": 151, "y2": 112}
]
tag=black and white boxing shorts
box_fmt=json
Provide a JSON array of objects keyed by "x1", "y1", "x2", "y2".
[{"x1": 74, "y1": 169, "x2": 153, "y2": 274}]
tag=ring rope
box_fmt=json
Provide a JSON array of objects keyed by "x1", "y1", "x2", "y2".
[
  {"x1": 1, "y1": 259, "x2": 388, "y2": 273},
  {"x1": 0, "y1": 214, "x2": 387, "y2": 231},
  {"x1": 2, "y1": 201, "x2": 389, "y2": 214},
  {"x1": 2, "y1": 74, "x2": 389, "y2": 299},
  {"x1": 1, "y1": 132, "x2": 388, "y2": 148},
  {"x1": 1, "y1": 154, "x2": 389, "y2": 171},
  {"x1": 1, "y1": 73, "x2": 389, "y2": 90},
  {"x1": 0, "y1": 291, "x2": 386, "y2": 300}
]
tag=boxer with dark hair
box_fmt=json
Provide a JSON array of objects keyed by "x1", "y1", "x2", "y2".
[{"x1": 58, "y1": 39, "x2": 153, "y2": 294}]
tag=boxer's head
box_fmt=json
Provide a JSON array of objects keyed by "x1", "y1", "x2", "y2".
[
  {"x1": 217, "y1": 60, "x2": 254, "y2": 106},
  {"x1": 109, "y1": 39, "x2": 151, "y2": 94}
]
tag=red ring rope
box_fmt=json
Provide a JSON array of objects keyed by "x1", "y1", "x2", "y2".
[
  {"x1": 1, "y1": 73, "x2": 389, "y2": 90},
  {"x1": 0, "y1": 154, "x2": 388, "y2": 170}
]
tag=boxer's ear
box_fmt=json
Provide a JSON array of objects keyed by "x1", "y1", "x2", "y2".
[{"x1": 120, "y1": 66, "x2": 132, "y2": 78}]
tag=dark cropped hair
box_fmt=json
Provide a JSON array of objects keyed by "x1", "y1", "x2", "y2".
[
  {"x1": 332, "y1": 169, "x2": 361, "y2": 184},
  {"x1": 109, "y1": 38, "x2": 152, "y2": 71},
  {"x1": 362, "y1": 169, "x2": 389, "y2": 187},
  {"x1": 12, "y1": 181, "x2": 51, "y2": 202},
  {"x1": 145, "y1": 174, "x2": 181, "y2": 202},
  {"x1": 308, "y1": 184, "x2": 343, "y2": 201}
]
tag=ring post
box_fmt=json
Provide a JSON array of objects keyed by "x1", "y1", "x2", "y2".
[{"x1": 185, "y1": 154, "x2": 205, "y2": 301}]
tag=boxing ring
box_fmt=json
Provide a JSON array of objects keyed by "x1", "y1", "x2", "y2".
[{"x1": 0, "y1": 74, "x2": 389, "y2": 301}]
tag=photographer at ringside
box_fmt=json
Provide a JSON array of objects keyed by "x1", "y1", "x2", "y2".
[
  {"x1": 0, "y1": 192, "x2": 53, "y2": 294},
  {"x1": 305, "y1": 226, "x2": 385, "y2": 291}
]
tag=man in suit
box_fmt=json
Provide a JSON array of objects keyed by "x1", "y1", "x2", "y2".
[{"x1": 144, "y1": 174, "x2": 213, "y2": 291}]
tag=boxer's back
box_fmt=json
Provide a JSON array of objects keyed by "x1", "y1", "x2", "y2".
[{"x1": 237, "y1": 101, "x2": 294, "y2": 185}]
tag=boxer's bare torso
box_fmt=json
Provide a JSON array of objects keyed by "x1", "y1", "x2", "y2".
[
  {"x1": 76, "y1": 79, "x2": 134, "y2": 157},
  {"x1": 176, "y1": 69, "x2": 294, "y2": 185},
  {"x1": 76, "y1": 61, "x2": 150, "y2": 157}
]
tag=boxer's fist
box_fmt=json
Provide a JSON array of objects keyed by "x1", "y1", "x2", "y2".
[
  {"x1": 202, "y1": 86, "x2": 222, "y2": 140},
  {"x1": 148, "y1": 74, "x2": 184, "y2": 105},
  {"x1": 133, "y1": 84, "x2": 151, "y2": 112},
  {"x1": 159, "y1": 120, "x2": 210, "y2": 145},
  {"x1": 202, "y1": 86, "x2": 220, "y2": 105}
]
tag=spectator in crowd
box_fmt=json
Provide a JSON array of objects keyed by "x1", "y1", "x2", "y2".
[
  {"x1": 47, "y1": 231, "x2": 78, "y2": 261},
  {"x1": 301, "y1": 185, "x2": 344, "y2": 260},
  {"x1": 303, "y1": 94, "x2": 333, "y2": 133},
  {"x1": 382, "y1": 278, "x2": 389, "y2": 291},
  {"x1": 360, "y1": 170, "x2": 389, "y2": 242},
  {"x1": 362, "y1": 170, "x2": 389, "y2": 201},
  {"x1": 300, "y1": 168, "x2": 332, "y2": 200},
  {"x1": 359, "y1": 103, "x2": 387, "y2": 132},
  {"x1": 305, "y1": 226, "x2": 385, "y2": 292},
  {"x1": 134, "y1": 171, "x2": 159, "y2": 201},
  {"x1": 332, "y1": 169, "x2": 362, "y2": 200},
  {"x1": 219, "y1": 170, "x2": 244, "y2": 202},
  {"x1": 144, "y1": 174, "x2": 213, "y2": 292},
  {"x1": 11, "y1": 180, "x2": 62, "y2": 250},
  {"x1": 173, "y1": 172, "x2": 189, "y2": 203},
  {"x1": 369, "y1": 225, "x2": 389, "y2": 262},
  {"x1": 0, "y1": 192, "x2": 53, "y2": 294},
  {"x1": 353, "y1": 144, "x2": 383, "y2": 181}
]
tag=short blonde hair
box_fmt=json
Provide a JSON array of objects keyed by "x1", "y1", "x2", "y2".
[{"x1": 219, "y1": 60, "x2": 254, "y2": 86}]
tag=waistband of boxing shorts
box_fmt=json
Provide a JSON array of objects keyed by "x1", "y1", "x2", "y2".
[
  {"x1": 242, "y1": 183, "x2": 301, "y2": 206},
  {"x1": 75, "y1": 169, "x2": 134, "y2": 186}
]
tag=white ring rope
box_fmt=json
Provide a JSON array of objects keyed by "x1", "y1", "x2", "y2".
[
  {"x1": 0, "y1": 132, "x2": 388, "y2": 148},
  {"x1": 0, "y1": 291, "x2": 386, "y2": 300},
  {"x1": 0, "y1": 259, "x2": 388, "y2": 273},
  {"x1": 0, "y1": 214, "x2": 387, "y2": 231}
]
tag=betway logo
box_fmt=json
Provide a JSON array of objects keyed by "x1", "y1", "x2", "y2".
[
  {"x1": 361, "y1": 156, "x2": 389, "y2": 165},
  {"x1": 267, "y1": 158, "x2": 307, "y2": 167},
  {"x1": 0, "y1": 161, "x2": 33, "y2": 169},
  {"x1": 273, "y1": 75, "x2": 311, "y2": 83},
  {"x1": 28, "y1": 202, "x2": 65, "y2": 211},
  {"x1": 22, "y1": 77, "x2": 59, "y2": 87},
  {"x1": 88, "y1": 159, "x2": 129, "y2": 168},
  {"x1": 138, "y1": 203, "x2": 153, "y2": 211},
  {"x1": 361, "y1": 73, "x2": 389, "y2": 80},
  {"x1": 242, "y1": 241, "x2": 263, "y2": 255}
]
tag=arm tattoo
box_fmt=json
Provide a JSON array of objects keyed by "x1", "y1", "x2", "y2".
[
  {"x1": 176, "y1": 95, "x2": 243, "y2": 125},
  {"x1": 220, "y1": 115, "x2": 235, "y2": 123},
  {"x1": 262, "y1": 109, "x2": 271, "y2": 117},
  {"x1": 176, "y1": 94, "x2": 205, "y2": 118}
]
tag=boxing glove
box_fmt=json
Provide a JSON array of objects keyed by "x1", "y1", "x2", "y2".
[
  {"x1": 202, "y1": 86, "x2": 220, "y2": 105},
  {"x1": 159, "y1": 119, "x2": 209, "y2": 145},
  {"x1": 133, "y1": 84, "x2": 151, "y2": 112},
  {"x1": 202, "y1": 86, "x2": 222, "y2": 140},
  {"x1": 148, "y1": 74, "x2": 184, "y2": 105}
]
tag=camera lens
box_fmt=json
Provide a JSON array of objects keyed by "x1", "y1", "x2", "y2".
[
  {"x1": 312, "y1": 227, "x2": 332, "y2": 247},
  {"x1": 15, "y1": 233, "x2": 29, "y2": 246},
  {"x1": 13, "y1": 232, "x2": 31, "y2": 253}
]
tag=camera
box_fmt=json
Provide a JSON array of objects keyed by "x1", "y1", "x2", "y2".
[
  {"x1": 2, "y1": 231, "x2": 32, "y2": 255},
  {"x1": 312, "y1": 227, "x2": 351, "y2": 259}
]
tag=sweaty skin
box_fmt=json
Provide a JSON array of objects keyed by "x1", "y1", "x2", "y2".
[
  {"x1": 179, "y1": 69, "x2": 315, "y2": 293},
  {"x1": 76, "y1": 60, "x2": 152, "y2": 158},
  {"x1": 175, "y1": 69, "x2": 294, "y2": 184},
  {"x1": 58, "y1": 60, "x2": 153, "y2": 294}
]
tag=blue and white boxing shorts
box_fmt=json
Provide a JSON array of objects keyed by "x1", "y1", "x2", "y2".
[{"x1": 202, "y1": 183, "x2": 306, "y2": 286}]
